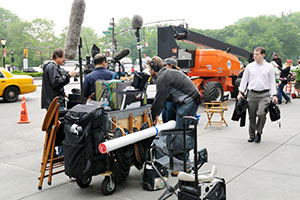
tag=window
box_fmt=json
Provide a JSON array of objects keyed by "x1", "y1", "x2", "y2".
[{"x1": 0, "y1": 71, "x2": 4, "y2": 78}]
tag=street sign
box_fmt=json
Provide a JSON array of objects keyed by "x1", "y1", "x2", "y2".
[{"x1": 103, "y1": 31, "x2": 111, "y2": 34}]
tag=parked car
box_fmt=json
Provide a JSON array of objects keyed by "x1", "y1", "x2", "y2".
[
  {"x1": 121, "y1": 59, "x2": 133, "y2": 75},
  {"x1": 23, "y1": 67, "x2": 43, "y2": 73},
  {"x1": 61, "y1": 61, "x2": 86, "y2": 73},
  {"x1": 0, "y1": 68, "x2": 37, "y2": 102},
  {"x1": 41, "y1": 60, "x2": 86, "y2": 74}
]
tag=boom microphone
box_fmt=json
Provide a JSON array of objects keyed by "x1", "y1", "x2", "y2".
[
  {"x1": 113, "y1": 48, "x2": 131, "y2": 62},
  {"x1": 131, "y1": 15, "x2": 143, "y2": 29},
  {"x1": 64, "y1": 0, "x2": 86, "y2": 60}
]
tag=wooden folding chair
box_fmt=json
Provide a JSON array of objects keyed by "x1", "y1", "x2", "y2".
[
  {"x1": 38, "y1": 97, "x2": 65, "y2": 189},
  {"x1": 204, "y1": 95, "x2": 229, "y2": 130}
]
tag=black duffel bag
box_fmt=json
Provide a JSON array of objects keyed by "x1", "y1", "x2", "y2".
[{"x1": 63, "y1": 104, "x2": 106, "y2": 180}]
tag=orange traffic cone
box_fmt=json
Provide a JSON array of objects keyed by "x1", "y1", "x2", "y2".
[{"x1": 18, "y1": 97, "x2": 31, "y2": 124}]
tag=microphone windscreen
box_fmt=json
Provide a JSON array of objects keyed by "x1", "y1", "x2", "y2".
[
  {"x1": 131, "y1": 15, "x2": 143, "y2": 29},
  {"x1": 113, "y1": 48, "x2": 131, "y2": 61},
  {"x1": 64, "y1": 0, "x2": 86, "y2": 60}
]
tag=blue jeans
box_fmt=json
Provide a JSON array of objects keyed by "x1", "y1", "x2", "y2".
[
  {"x1": 278, "y1": 82, "x2": 290, "y2": 104},
  {"x1": 175, "y1": 100, "x2": 199, "y2": 161},
  {"x1": 162, "y1": 101, "x2": 177, "y2": 123},
  {"x1": 175, "y1": 101, "x2": 199, "y2": 129},
  {"x1": 56, "y1": 106, "x2": 64, "y2": 157}
]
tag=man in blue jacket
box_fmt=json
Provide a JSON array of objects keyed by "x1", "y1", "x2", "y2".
[{"x1": 83, "y1": 54, "x2": 114, "y2": 99}]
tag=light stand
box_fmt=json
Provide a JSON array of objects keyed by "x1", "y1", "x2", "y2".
[
  {"x1": 78, "y1": 37, "x2": 84, "y2": 103},
  {"x1": 135, "y1": 29, "x2": 143, "y2": 72}
]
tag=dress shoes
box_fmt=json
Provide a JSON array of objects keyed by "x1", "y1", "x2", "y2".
[
  {"x1": 255, "y1": 133, "x2": 261, "y2": 143},
  {"x1": 248, "y1": 137, "x2": 255, "y2": 143},
  {"x1": 171, "y1": 168, "x2": 191, "y2": 177},
  {"x1": 171, "y1": 171, "x2": 179, "y2": 177}
]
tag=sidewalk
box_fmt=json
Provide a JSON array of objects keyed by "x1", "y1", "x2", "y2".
[{"x1": 0, "y1": 98, "x2": 300, "y2": 200}]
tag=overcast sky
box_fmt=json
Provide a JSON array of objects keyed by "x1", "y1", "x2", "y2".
[{"x1": 0, "y1": 0, "x2": 299, "y2": 36}]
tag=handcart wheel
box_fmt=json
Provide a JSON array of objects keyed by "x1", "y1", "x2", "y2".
[
  {"x1": 76, "y1": 177, "x2": 92, "y2": 188},
  {"x1": 102, "y1": 176, "x2": 116, "y2": 195}
]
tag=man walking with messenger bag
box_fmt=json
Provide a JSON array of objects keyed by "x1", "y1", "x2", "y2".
[{"x1": 237, "y1": 47, "x2": 278, "y2": 143}]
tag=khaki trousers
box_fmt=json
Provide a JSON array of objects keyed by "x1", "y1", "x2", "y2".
[{"x1": 247, "y1": 91, "x2": 270, "y2": 137}]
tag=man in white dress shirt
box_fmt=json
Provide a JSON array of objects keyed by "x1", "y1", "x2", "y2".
[{"x1": 237, "y1": 47, "x2": 278, "y2": 143}]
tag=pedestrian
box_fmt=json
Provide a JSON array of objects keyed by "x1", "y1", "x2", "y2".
[
  {"x1": 237, "y1": 47, "x2": 278, "y2": 143},
  {"x1": 131, "y1": 66, "x2": 135, "y2": 73},
  {"x1": 142, "y1": 56, "x2": 151, "y2": 75},
  {"x1": 271, "y1": 53, "x2": 282, "y2": 82},
  {"x1": 277, "y1": 60, "x2": 292, "y2": 104},
  {"x1": 291, "y1": 59, "x2": 300, "y2": 97},
  {"x1": 272, "y1": 53, "x2": 283, "y2": 68},
  {"x1": 83, "y1": 54, "x2": 114, "y2": 99},
  {"x1": 41, "y1": 48, "x2": 77, "y2": 157}
]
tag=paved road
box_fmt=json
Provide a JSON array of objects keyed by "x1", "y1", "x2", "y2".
[{"x1": 0, "y1": 84, "x2": 300, "y2": 200}]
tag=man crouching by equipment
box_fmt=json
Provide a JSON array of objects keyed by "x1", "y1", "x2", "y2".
[{"x1": 149, "y1": 56, "x2": 201, "y2": 128}]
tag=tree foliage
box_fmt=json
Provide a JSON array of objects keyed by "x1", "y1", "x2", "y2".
[{"x1": 1, "y1": 6, "x2": 300, "y2": 69}]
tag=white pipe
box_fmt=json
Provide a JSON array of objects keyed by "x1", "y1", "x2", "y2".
[{"x1": 98, "y1": 120, "x2": 176, "y2": 154}]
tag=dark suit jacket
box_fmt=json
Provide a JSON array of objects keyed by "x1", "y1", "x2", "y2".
[{"x1": 231, "y1": 98, "x2": 248, "y2": 127}]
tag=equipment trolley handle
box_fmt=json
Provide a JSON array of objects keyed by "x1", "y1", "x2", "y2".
[{"x1": 183, "y1": 115, "x2": 199, "y2": 189}]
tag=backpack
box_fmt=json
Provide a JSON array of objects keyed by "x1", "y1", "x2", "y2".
[
  {"x1": 95, "y1": 79, "x2": 147, "y2": 110},
  {"x1": 95, "y1": 80, "x2": 132, "y2": 109},
  {"x1": 63, "y1": 104, "x2": 106, "y2": 179}
]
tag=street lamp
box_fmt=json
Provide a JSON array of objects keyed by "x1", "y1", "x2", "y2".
[{"x1": 1, "y1": 38, "x2": 7, "y2": 68}]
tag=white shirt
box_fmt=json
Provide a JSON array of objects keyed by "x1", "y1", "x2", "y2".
[{"x1": 239, "y1": 60, "x2": 277, "y2": 96}]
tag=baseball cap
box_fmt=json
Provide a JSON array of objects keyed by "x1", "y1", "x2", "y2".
[
  {"x1": 163, "y1": 58, "x2": 178, "y2": 66},
  {"x1": 287, "y1": 59, "x2": 292, "y2": 63}
]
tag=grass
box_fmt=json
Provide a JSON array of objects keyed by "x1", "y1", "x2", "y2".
[{"x1": 12, "y1": 70, "x2": 43, "y2": 77}]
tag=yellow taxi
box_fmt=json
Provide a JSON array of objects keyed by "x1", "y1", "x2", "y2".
[{"x1": 0, "y1": 68, "x2": 37, "y2": 102}]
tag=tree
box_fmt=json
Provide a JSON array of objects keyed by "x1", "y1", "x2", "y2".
[{"x1": 2, "y1": 6, "x2": 300, "y2": 69}]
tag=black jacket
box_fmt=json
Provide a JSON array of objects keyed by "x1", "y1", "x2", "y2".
[
  {"x1": 272, "y1": 57, "x2": 283, "y2": 68},
  {"x1": 231, "y1": 98, "x2": 248, "y2": 127},
  {"x1": 41, "y1": 61, "x2": 70, "y2": 109},
  {"x1": 279, "y1": 66, "x2": 291, "y2": 84}
]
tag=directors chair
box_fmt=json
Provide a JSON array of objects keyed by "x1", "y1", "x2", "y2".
[{"x1": 204, "y1": 94, "x2": 229, "y2": 130}]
